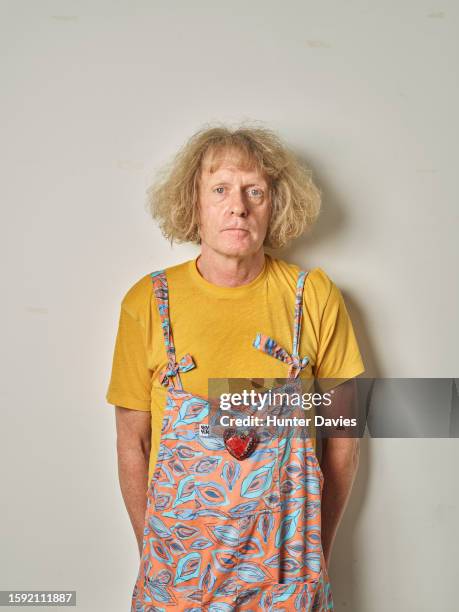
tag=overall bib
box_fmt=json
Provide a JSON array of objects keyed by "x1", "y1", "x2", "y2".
[{"x1": 131, "y1": 267, "x2": 334, "y2": 611}]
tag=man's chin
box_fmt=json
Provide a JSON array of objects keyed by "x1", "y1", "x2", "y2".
[
  {"x1": 201, "y1": 235, "x2": 263, "y2": 258},
  {"x1": 216, "y1": 244, "x2": 257, "y2": 258}
]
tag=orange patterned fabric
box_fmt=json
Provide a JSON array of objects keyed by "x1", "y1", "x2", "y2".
[{"x1": 131, "y1": 268, "x2": 334, "y2": 611}]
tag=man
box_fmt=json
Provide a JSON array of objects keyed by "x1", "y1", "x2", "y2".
[{"x1": 106, "y1": 124, "x2": 364, "y2": 609}]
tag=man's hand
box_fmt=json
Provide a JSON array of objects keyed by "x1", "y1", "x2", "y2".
[{"x1": 115, "y1": 406, "x2": 152, "y2": 556}]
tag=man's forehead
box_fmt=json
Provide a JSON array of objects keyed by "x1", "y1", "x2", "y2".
[{"x1": 201, "y1": 156, "x2": 266, "y2": 182}]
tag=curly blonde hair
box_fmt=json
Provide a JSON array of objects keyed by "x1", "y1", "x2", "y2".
[{"x1": 146, "y1": 122, "x2": 322, "y2": 249}]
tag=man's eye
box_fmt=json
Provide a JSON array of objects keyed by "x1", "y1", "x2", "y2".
[
  {"x1": 249, "y1": 188, "x2": 263, "y2": 197},
  {"x1": 214, "y1": 187, "x2": 225, "y2": 194}
]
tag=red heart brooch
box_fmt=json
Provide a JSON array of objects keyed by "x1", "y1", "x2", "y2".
[{"x1": 223, "y1": 428, "x2": 259, "y2": 460}]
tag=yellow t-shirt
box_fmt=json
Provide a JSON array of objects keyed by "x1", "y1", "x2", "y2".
[{"x1": 106, "y1": 253, "x2": 365, "y2": 482}]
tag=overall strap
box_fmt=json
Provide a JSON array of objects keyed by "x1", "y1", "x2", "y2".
[
  {"x1": 292, "y1": 270, "x2": 308, "y2": 358},
  {"x1": 252, "y1": 268, "x2": 310, "y2": 379},
  {"x1": 288, "y1": 268, "x2": 310, "y2": 377},
  {"x1": 150, "y1": 270, "x2": 196, "y2": 391}
]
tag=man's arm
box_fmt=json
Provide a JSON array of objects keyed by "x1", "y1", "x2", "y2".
[
  {"x1": 320, "y1": 437, "x2": 360, "y2": 568},
  {"x1": 115, "y1": 406, "x2": 152, "y2": 557},
  {"x1": 318, "y1": 379, "x2": 361, "y2": 569}
]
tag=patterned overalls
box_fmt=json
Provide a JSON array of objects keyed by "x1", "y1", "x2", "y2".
[{"x1": 131, "y1": 266, "x2": 334, "y2": 611}]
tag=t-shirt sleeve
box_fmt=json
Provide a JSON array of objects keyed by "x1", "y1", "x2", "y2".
[
  {"x1": 105, "y1": 303, "x2": 152, "y2": 411},
  {"x1": 313, "y1": 273, "x2": 365, "y2": 381}
]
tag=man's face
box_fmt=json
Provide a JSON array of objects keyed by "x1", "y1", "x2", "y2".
[{"x1": 197, "y1": 151, "x2": 271, "y2": 258}]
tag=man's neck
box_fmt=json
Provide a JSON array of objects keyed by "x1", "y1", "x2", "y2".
[{"x1": 196, "y1": 247, "x2": 266, "y2": 288}]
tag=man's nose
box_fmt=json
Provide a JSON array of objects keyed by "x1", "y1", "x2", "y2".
[{"x1": 230, "y1": 189, "x2": 248, "y2": 216}]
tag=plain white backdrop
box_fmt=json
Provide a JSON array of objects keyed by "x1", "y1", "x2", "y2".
[{"x1": 1, "y1": 1, "x2": 458, "y2": 610}]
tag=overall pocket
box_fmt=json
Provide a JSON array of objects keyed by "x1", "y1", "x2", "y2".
[
  {"x1": 192, "y1": 434, "x2": 282, "y2": 518},
  {"x1": 236, "y1": 569, "x2": 324, "y2": 611}
]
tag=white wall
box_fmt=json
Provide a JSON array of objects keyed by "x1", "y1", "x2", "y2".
[{"x1": 1, "y1": 1, "x2": 458, "y2": 610}]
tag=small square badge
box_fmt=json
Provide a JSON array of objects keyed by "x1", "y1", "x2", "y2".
[{"x1": 199, "y1": 423, "x2": 210, "y2": 437}]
